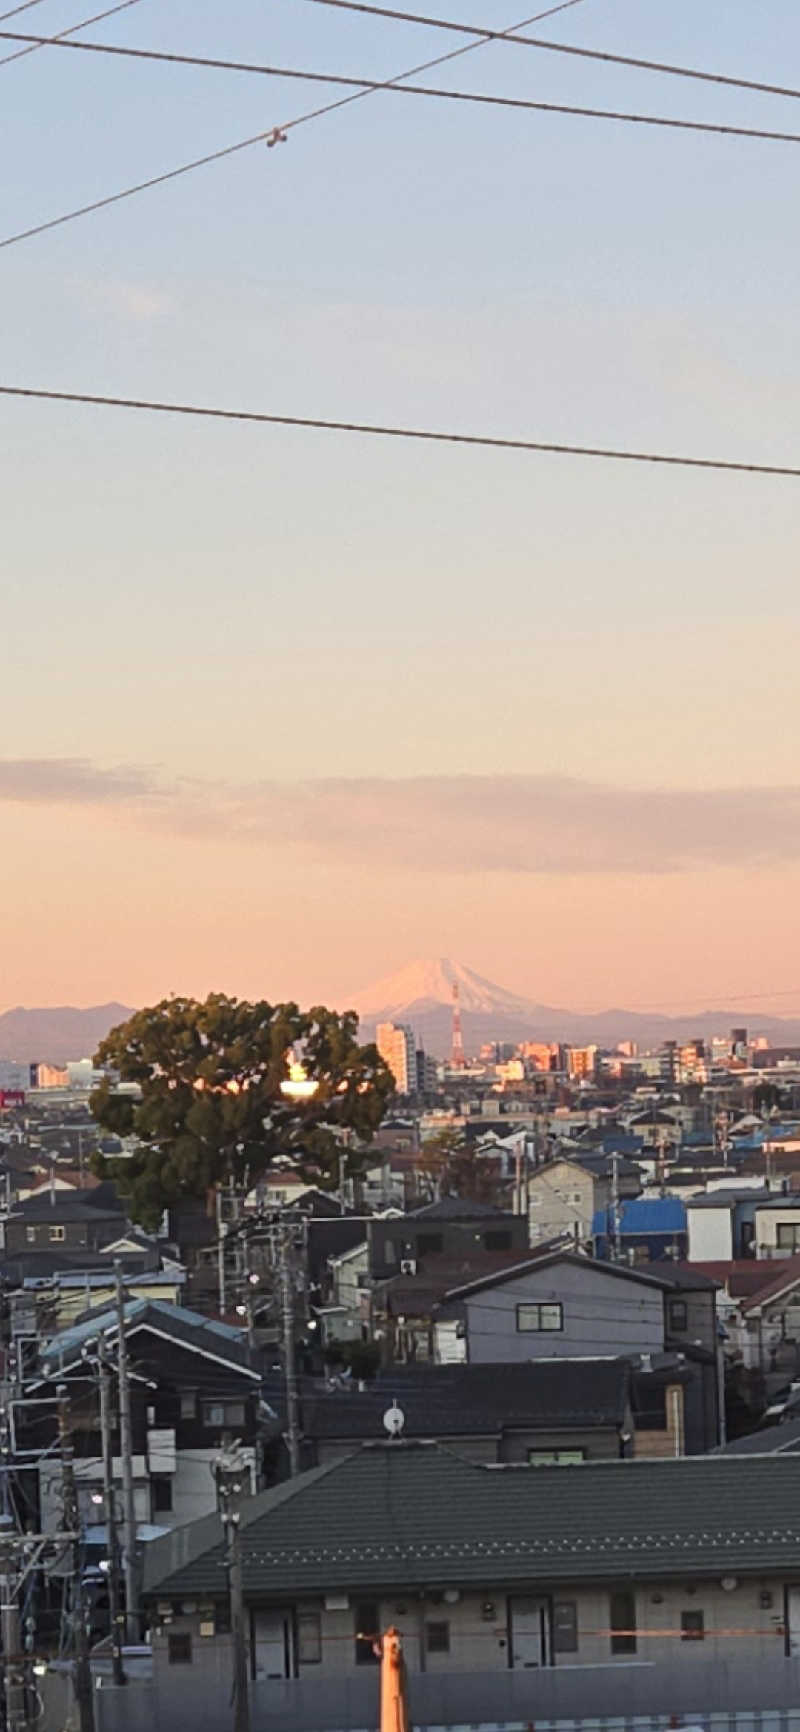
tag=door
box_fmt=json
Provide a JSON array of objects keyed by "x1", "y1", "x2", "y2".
[
  {"x1": 252, "y1": 1609, "x2": 290, "y2": 1680},
  {"x1": 788, "y1": 1588, "x2": 800, "y2": 1654},
  {"x1": 510, "y1": 1596, "x2": 550, "y2": 1668}
]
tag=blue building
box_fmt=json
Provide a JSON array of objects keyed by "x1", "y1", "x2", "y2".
[{"x1": 592, "y1": 1194, "x2": 687, "y2": 1264}]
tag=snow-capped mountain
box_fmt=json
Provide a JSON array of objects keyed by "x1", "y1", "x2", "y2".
[
  {"x1": 350, "y1": 957, "x2": 535, "y2": 1021},
  {"x1": 347, "y1": 957, "x2": 800, "y2": 1057}
]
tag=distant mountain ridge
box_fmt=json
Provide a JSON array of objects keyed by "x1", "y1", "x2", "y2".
[
  {"x1": 0, "y1": 1003, "x2": 134, "y2": 1065},
  {"x1": 349, "y1": 957, "x2": 800, "y2": 1056}
]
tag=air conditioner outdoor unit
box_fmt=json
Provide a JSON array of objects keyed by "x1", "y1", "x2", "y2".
[{"x1": 400, "y1": 1258, "x2": 417, "y2": 1275}]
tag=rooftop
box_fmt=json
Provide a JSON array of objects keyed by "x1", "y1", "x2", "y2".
[{"x1": 142, "y1": 1444, "x2": 800, "y2": 1601}]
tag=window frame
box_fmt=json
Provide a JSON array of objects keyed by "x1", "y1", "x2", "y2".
[
  {"x1": 152, "y1": 1475, "x2": 173, "y2": 1513},
  {"x1": 516, "y1": 1301, "x2": 564, "y2": 1333},
  {"x1": 49, "y1": 1225, "x2": 66, "y2": 1243},
  {"x1": 777, "y1": 1223, "x2": 800, "y2": 1252},
  {"x1": 167, "y1": 1632, "x2": 193, "y2": 1665},
  {"x1": 528, "y1": 1448, "x2": 586, "y2": 1466},
  {"x1": 668, "y1": 1298, "x2": 688, "y2": 1331},
  {"x1": 680, "y1": 1610, "x2": 705, "y2": 1642},
  {"x1": 425, "y1": 1620, "x2": 450, "y2": 1655}
]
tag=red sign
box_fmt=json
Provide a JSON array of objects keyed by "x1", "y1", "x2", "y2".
[{"x1": 0, "y1": 1090, "x2": 25, "y2": 1108}]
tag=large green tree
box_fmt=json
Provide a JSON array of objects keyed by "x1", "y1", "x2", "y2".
[{"x1": 90, "y1": 994, "x2": 394, "y2": 1226}]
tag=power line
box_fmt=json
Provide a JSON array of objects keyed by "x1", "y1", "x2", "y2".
[
  {"x1": 2, "y1": 384, "x2": 800, "y2": 479},
  {"x1": 0, "y1": 0, "x2": 51, "y2": 21},
  {"x1": 0, "y1": 0, "x2": 142, "y2": 69},
  {"x1": 0, "y1": 0, "x2": 586, "y2": 248},
  {"x1": 5, "y1": 27, "x2": 800, "y2": 153},
  {"x1": 303, "y1": 0, "x2": 800, "y2": 109}
]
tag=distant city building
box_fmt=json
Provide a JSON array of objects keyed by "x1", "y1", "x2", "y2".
[
  {"x1": 566, "y1": 1045, "x2": 598, "y2": 1082},
  {"x1": 0, "y1": 1059, "x2": 31, "y2": 1091},
  {"x1": 415, "y1": 1048, "x2": 439, "y2": 1093},
  {"x1": 376, "y1": 1022, "x2": 417, "y2": 1094}
]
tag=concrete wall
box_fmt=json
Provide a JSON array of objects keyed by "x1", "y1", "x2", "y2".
[
  {"x1": 85, "y1": 1575, "x2": 800, "y2": 1732},
  {"x1": 461, "y1": 1261, "x2": 665, "y2": 1362}
]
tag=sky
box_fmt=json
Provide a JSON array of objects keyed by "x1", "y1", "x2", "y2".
[{"x1": 2, "y1": 0, "x2": 800, "y2": 1018}]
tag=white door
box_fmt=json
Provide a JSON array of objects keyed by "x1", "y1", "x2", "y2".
[
  {"x1": 252, "y1": 1609, "x2": 290, "y2": 1680},
  {"x1": 511, "y1": 1597, "x2": 550, "y2": 1668}
]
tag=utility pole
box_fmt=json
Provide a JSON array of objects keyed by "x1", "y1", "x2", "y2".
[
  {"x1": 217, "y1": 1457, "x2": 249, "y2": 1732},
  {"x1": 610, "y1": 1155, "x2": 621, "y2": 1263},
  {"x1": 278, "y1": 1227, "x2": 300, "y2": 1477},
  {"x1": 57, "y1": 1390, "x2": 94, "y2": 1732},
  {"x1": 216, "y1": 1187, "x2": 227, "y2": 1317},
  {"x1": 114, "y1": 1264, "x2": 138, "y2": 1642},
  {"x1": 97, "y1": 1341, "x2": 126, "y2": 1686},
  {"x1": 0, "y1": 1380, "x2": 26, "y2": 1732}
]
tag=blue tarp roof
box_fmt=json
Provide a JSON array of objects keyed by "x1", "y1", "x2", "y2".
[{"x1": 592, "y1": 1197, "x2": 687, "y2": 1237}]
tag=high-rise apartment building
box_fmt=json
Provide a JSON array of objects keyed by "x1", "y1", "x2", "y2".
[{"x1": 376, "y1": 1022, "x2": 417, "y2": 1095}]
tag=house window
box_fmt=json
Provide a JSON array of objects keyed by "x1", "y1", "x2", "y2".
[
  {"x1": 553, "y1": 1602, "x2": 578, "y2": 1653},
  {"x1": 179, "y1": 1392, "x2": 196, "y2": 1419},
  {"x1": 25, "y1": 1227, "x2": 36, "y2": 1244},
  {"x1": 425, "y1": 1621, "x2": 450, "y2": 1654},
  {"x1": 484, "y1": 1230, "x2": 512, "y2": 1252},
  {"x1": 528, "y1": 1449, "x2": 585, "y2": 1466},
  {"x1": 609, "y1": 1589, "x2": 636, "y2": 1655},
  {"x1": 681, "y1": 1611, "x2": 705, "y2": 1642},
  {"x1": 517, "y1": 1302, "x2": 563, "y2": 1333},
  {"x1": 417, "y1": 1233, "x2": 444, "y2": 1254},
  {"x1": 49, "y1": 1225, "x2": 65, "y2": 1242},
  {"x1": 297, "y1": 1612, "x2": 322, "y2": 1664},
  {"x1": 668, "y1": 1299, "x2": 688, "y2": 1331},
  {"x1": 152, "y1": 1476, "x2": 173, "y2": 1513},
  {"x1": 167, "y1": 1632, "x2": 192, "y2": 1665},
  {"x1": 777, "y1": 1224, "x2": 800, "y2": 1252},
  {"x1": 384, "y1": 1240, "x2": 397, "y2": 1264},
  {"x1": 354, "y1": 1601, "x2": 380, "y2": 1665},
  {"x1": 202, "y1": 1402, "x2": 246, "y2": 1429}
]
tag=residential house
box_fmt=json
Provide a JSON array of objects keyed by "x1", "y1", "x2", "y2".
[
  {"x1": 293, "y1": 1355, "x2": 691, "y2": 1467},
  {"x1": 140, "y1": 1445, "x2": 800, "y2": 1732},
  {"x1": 29, "y1": 1299, "x2": 265, "y2": 1542},
  {"x1": 1, "y1": 1191, "x2": 129, "y2": 1254},
  {"x1": 432, "y1": 1251, "x2": 721, "y2": 1452},
  {"x1": 527, "y1": 1155, "x2": 641, "y2": 1246},
  {"x1": 591, "y1": 1195, "x2": 687, "y2": 1264}
]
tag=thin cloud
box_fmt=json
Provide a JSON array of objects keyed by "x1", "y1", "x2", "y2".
[{"x1": 1, "y1": 759, "x2": 798, "y2": 875}]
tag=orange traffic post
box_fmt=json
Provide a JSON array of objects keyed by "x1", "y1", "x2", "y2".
[{"x1": 379, "y1": 1626, "x2": 411, "y2": 1732}]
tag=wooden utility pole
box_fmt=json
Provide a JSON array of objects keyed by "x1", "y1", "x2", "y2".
[
  {"x1": 97, "y1": 1341, "x2": 126, "y2": 1686},
  {"x1": 379, "y1": 1627, "x2": 411, "y2": 1732},
  {"x1": 57, "y1": 1389, "x2": 95, "y2": 1732},
  {"x1": 114, "y1": 1264, "x2": 138, "y2": 1642}
]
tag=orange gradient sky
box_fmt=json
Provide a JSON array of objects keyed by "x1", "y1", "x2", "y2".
[{"x1": 2, "y1": 0, "x2": 800, "y2": 1017}]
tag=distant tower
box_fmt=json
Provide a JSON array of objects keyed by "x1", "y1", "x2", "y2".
[{"x1": 450, "y1": 981, "x2": 466, "y2": 1069}]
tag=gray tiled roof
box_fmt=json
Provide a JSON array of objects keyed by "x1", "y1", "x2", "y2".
[
  {"x1": 300, "y1": 1358, "x2": 630, "y2": 1439},
  {"x1": 142, "y1": 1443, "x2": 800, "y2": 1601}
]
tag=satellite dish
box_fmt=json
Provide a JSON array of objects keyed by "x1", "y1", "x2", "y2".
[{"x1": 383, "y1": 1403, "x2": 405, "y2": 1438}]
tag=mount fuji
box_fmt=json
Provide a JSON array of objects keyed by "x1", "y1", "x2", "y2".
[{"x1": 348, "y1": 958, "x2": 800, "y2": 1057}]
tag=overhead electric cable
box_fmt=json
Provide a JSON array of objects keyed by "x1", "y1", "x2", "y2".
[
  {"x1": 4, "y1": 27, "x2": 800, "y2": 152},
  {"x1": 0, "y1": 0, "x2": 141, "y2": 68},
  {"x1": 2, "y1": 384, "x2": 800, "y2": 479},
  {"x1": 0, "y1": 0, "x2": 587, "y2": 248},
  {"x1": 0, "y1": 0, "x2": 51, "y2": 22},
  {"x1": 303, "y1": 0, "x2": 800, "y2": 108}
]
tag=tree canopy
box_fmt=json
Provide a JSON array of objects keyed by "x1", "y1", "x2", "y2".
[
  {"x1": 415, "y1": 1127, "x2": 502, "y2": 1206},
  {"x1": 90, "y1": 994, "x2": 394, "y2": 1226}
]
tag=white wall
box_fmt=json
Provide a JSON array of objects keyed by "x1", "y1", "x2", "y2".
[{"x1": 687, "y1": 1207, "x2": 734, "y2": 1261}]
